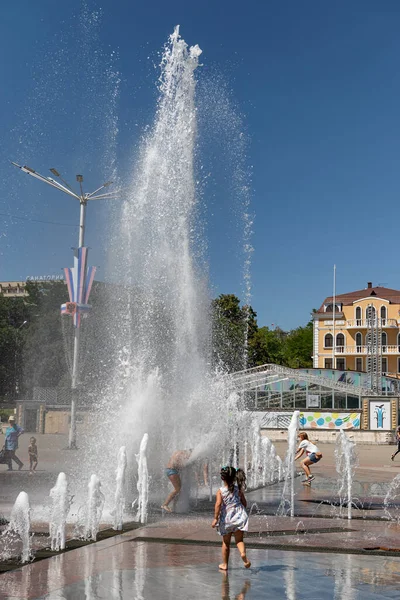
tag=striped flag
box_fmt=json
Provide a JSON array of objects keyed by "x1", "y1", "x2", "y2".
[{"x1": 61, "y1": 247, "x2": 96, "y2": 328}]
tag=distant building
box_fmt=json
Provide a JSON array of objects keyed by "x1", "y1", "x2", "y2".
[
  {"x1": 0, "y1": 276, "x2": 65, "y2": 298},
  {"x1": 0, "y1": 281, "x2": 28, "y2": 297},
  {"x1": 313, "y1": 282, "x2": 400, "y2": 378}
]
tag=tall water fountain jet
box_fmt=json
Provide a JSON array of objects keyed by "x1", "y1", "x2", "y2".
[
  {"x1": 136, "y1": 434, "x2": 149, "y2": 524},
  {"x1": 84, "y1": 475, "x2": 105, "y2": 541},
  {"x1": 335, "y1": 429, "x2": 358, "y2": 520},
  {"x1": 49, "y1": 473, "x2": 70, "y2": 551},
  {"x1": 9, "y1": 492, "x2": 31, "y2": 563},
  {"x1": 96, "y1": 26, "x2": 236, "y2": 495},
  {"x1": 278, "y1": 411, "x2": 299, "y2": 517},
  {"x1": 113, "y1": 447, "x2": 127, "y2": 531}
]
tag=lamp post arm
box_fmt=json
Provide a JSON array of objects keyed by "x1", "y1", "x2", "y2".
[{"x1": 11, "y1": 162, "x2": 80, "y2": 200}]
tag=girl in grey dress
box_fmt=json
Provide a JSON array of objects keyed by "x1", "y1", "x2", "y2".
[{"x1": 211, "y1": 466, "x2": 251, "y2": 571}]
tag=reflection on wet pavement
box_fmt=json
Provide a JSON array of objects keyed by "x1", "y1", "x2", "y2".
[{"x1": 1, "y1": 540, "x2": 400, "y2": 599}]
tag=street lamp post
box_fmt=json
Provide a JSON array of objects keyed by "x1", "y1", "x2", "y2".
[{"x1": 12, "y1": 162, "x2": 118, "y2": 448}]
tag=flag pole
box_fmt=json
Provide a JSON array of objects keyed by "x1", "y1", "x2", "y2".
[{"x1": 332, "y1": 265, "x2": 336, "y2": 369}]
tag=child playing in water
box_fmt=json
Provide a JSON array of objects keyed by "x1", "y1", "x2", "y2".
[
  {"x1": 391, "y1": 426, "x2": 400, "y2": 461},
  {"x1": 161, "y1": 449, "x2": 192, "y2": 512},
  {"x1": 28, "y1": 437, "x2": 38, "y2": 475},
  {"x1": 211, "y1": 466, "x2": 251, "y2": 571},
  {"x1": 295, "y1": 432, "x2": 322, "y2": 483}
]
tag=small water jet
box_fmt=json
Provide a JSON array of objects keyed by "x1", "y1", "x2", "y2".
[
  {"x1": 7, "y1": 492, "x2": 31, "y2": 563},
  {"x1": 84, "y1": 475, "x2": 105, "y2": 541},
  {"x1": 136, "y1": 434, "x2": 149, "y2": 524},
  {"x1": 278, "y1": 411, "x2": 299, "y2": 517},
  {"x1": 113, "y1": 446, "x2": 127, "y2": 531},
  {"x1": 384, "y1": 473, "x2": 400, "y2": 522},
  {"x1": 49, "y1": 472, "x2": 70, "y2": 551},
  {"x1": 335, "y1": 429, "x2": 358, "y2": 520}
]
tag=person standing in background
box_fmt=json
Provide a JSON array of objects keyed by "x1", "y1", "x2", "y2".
[{"x1": 5, "y1": 415, "x2": 24, "y2": 471}]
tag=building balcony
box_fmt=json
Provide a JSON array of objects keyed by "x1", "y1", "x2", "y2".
[
  {"x1": 345, "y1": 318, "x2": 398, "y2": 329},
  {"x1": 332, "y1": 345, "x2": 400, "y2": 355}
]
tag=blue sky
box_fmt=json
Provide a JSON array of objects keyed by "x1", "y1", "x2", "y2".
[{"x1": 1, "y1": 1, "x2": 400, "y2": 329}]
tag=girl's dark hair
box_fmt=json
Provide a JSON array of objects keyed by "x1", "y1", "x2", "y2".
[
  {"x1": 299, "y1": 432, "x2": 309, "y2": 440},
  {"x1": 220, "y1": 466, "x2": 247, "y2": 493},
  {"x1": 236, "y1": 468, "x2": 247, "y2": 491},
  {"x1": 220, "y1": 466, "x2": 236, "y2": 493}
]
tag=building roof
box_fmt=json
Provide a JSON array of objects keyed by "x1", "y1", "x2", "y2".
[{"x1": 317, "y1": 283, "x2": 400, "y2": 313}]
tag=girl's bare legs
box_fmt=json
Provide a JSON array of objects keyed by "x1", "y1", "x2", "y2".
[
  {"x1": 161, "y1": 474, "x2": 181, "y2": 511},
  {"x1": 301, "y1": 458, "x2": 312, "y2": 478},
  {"x1": 234, "y1": 530, "x2": 251, "y2": 568},
  {"x1": 220, "y1": 533, "x2": 232, "y2": 570}
]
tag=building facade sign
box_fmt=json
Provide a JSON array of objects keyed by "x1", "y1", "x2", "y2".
[{"x1": 26, "y1": 275, "x2": 64, "y2": 282}]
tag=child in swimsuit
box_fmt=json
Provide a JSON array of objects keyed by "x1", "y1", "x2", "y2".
[{"x1": 161, "y1": 449, "x2": 191, "y2": 512}]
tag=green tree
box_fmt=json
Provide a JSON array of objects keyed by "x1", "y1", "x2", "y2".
[
  {"x1": 0, "y1": 294, "x2": 31, "y2": 400},
  {"x1": 211, "y1": 294, "x2": 257, "y2": 372},
  {"x1": 283, "y1": 320, "x2": 313, "y2": 368},
  {"x1": 248, "y1": 326, "x2": 286, "y2": 367},
  {"x1": 22, "y1": 282, "x2": 68, "y2": 391}
]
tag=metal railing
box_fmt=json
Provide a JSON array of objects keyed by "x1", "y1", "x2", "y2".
[
  {"x1": 346, "y1": 318, "x2": 398, "y2": 328},
  {"x1": 334, "y1": 345, "x2": 400, "y2": 355},
  {"x1": 230, "y1": 363, "x2": 375, "y2": 396}
]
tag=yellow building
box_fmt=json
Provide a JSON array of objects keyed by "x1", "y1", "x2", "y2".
[{"x1": 313, "y1": 282, "x2": 400, "y2": 377}]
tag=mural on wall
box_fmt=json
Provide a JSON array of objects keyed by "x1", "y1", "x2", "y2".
[
  {"x1": 299, "y1": 412, "x2": 360, "y2": 429},
  {"x1": 369, "y1": 401, "x2": 391, "y2": 430},
  {"x1": 260, "y1": 412, "x2": 361, "y2": 429}
]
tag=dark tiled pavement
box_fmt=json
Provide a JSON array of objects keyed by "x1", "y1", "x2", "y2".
[
  {"x1": 2, "y1": 514, "x2": 400, "y2": 599},
  {"x1": 1, "y1": 536, "x2": 400, "y2": 599}
]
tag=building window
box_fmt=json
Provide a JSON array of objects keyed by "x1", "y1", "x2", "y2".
[
  {"x1": 324, "y1": 359, "x2": 333, "y2": 369},
  {"x1": 398, "y1": 333, "x2": 400, "y2": 353},
  {"x1": 355, "y1": 332, "x2": 362, "y2": 352},
  {"x1": 336, "y1": 358, "x2": 345, "y2": 370},
  {"x1": 347, "y1": 395, "x2": 360, "y2": 409},
  {"x1": 380, "y1": 305, "x2": 387, "y2": 325},
  {"x1": 382, "y1": 357, "x2": 388, "y2": 374},
  {"x1": 356, "y1": 357, "x2": 363, "y2": 372},
  {"x1": 325, "y1": 304, "x2": 341, "y2": 313},
  {"x1": 398, "y1": 357, "x2": 400, "y2": 374},
  {"x1": 382, "y1": 332, "x2": 387, "y2": 351},
  {"x1": 355, "y1": 306, "x2": 362, "y2": 326},
  {"x1": 324, "y1": 334, "x2": 333, "y2": 348},
  {"x1": 336, "y1": 333, "x2": 345, "y2": 350}
]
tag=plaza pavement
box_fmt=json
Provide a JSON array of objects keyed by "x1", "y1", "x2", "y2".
[
  {"x1": 1, "y1": 434, "x2": 400, "y2": 598},
  {"x1": 1, "y1": 515, "x2": 400, "y2": 599}
]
